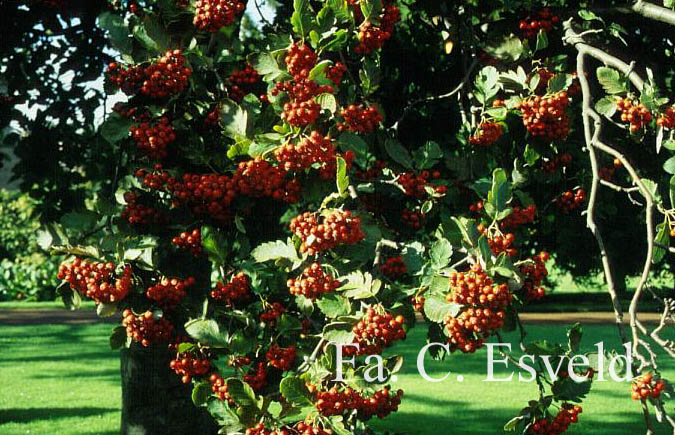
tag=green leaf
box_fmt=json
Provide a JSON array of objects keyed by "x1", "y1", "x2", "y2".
[
  {"x1": 547, "y1": 74, "x2": 573, "y2": 94},
  {"x1": 412, "y1": 141, "x2": 443, "y2": 170},
  {"x1": 642, "y1": 179, "x2": 662, "y2": 204},
  {"x1": 226, "y1": 378, "x2": 259, "y2": 409},
  {"x1": 477, "y1": 235, "x2": 492, "y2": 263},
  {"x1": 192, "y1": 382, "x2": 211, "y2": 406},
  {"x1": 430, "y1": 238, "x2": 453, "y2": 269},
  {"x1": 535, "y1": 30, "x2": 548, "y2": 52},
  {"x1": 57, "y1": 281, "x2": 81, "y2": 310},
  {"x1": 220, "y1": 99, "x2": 248, "y2": 139},
  {"x1": 401, "y1": 241, "x2": 425, "y2": 274},
  {"x1": 323, "y1": 322, "x2": 355, "y2": 343},
  {"x1": 653, "y1": 222, "x2": 669, "y2": 264},
  {"x1": 360, "y1": 0, "x2": 381, "y2": 20},
  {"x1": 474, "y1": 66, "x2": 500, "y2": 104},
  {"x1": 201, "y1": 226, "x2": 227, "y2": 264},
  {"x1": 578, "y1": 10, "x2": 604, "y2": 22},
  {"x1": 484, "y1": 36, "x2": 528, "y2": 62},
  {"x1": 133, "y1": 16, "x2": 170, "y2": 54},
  {"x1": 207, "y1": 399, "x2": 244, "y2": 431},
  {"x1": 109, "y1": 325, "x2": 127, "y2": 350},
  {"x1": 251, "y1": 52, "x2": 283, "y2": 81},
  {"x1": 279, "y1": 376, "x2": 313, "y2": 406},
  {"x1": 670, "y1": 175, "x2": 675, "y2": 207},
  {"x1": 423, "y1": 295, "x2": 461, "y2": 323},
  {"x1": 317, "y1": 294, "x2": 352, "y2": 318},
  {"x1": 595, "y1": 96, "x2": 617, "y2": 117},
  {"x1": 384, "y1": 139, "x2": 413, "y2": 169},
  {"x1": 97, "y1": 302, "x2": 117, "y2": 317},
  {"x1": 567, "y1": 323, "x2": 583, "y2": 353},
  {"x1": 98, "y1": 12, "x2": 132, "y2": 55},
  {"x1": 336, "y1": 156, "x2": 349, "y2": 196},
  {"x1": 338, "y1": 132, "x2": 370, "y2": 168},
  {"x1": 338, "y1": 271, "x2": 381, "y2": 299},
  {"x1": 100, "y1": 114, "x2": 133, "y2": 145},
  {"x1": 523, "y1": 144, "x2": 540, "y2": 166},
  {"x1": 597, "y1": 67, "x2": 627, "y2": 95},
  {"x1": 251, "y1": 239, "x2": 300, "y2": 264},
  {"x1": 60, "y1": 211, "x2": 99, "y2": 231},
  {"x1": 484, "y1": 107, "x2": 508, "y2": 120},
  {"x1": 316, "y1": 93, "x2": 337, "y2": 114},
  {"x1": 663, "y1": 156, "x2": 675, "y2": 174},
  {"x1": 184, "y1": 319, "x2": 229, "y2": 347},
  {"x1": 291, "y1": 0, "x2": 312, "y2": 37},
  {"x1": 504, "y1": 416, "x2": 525, "y2": 432},
  {"x1": 552, "y1": 377, "x2": 592, "y2": 401},
  {"x1": 487, "y1": 168, "x2": 512, "y2": 219}
]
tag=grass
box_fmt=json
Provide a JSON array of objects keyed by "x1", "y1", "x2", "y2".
[
  {"x1": 1, "y1": 322, "x2": 673, "y2": 434},
  {"x1": 0, "y1": 301, "x2": 96, "y2": 310}
]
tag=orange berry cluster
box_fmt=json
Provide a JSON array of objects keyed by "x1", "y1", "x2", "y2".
[
  {"x1": 228, "y1": 355, "x2": 252, "y2": 367},
  {"x1": 616, "y1": 98, "x2": 652, "y2": 133},
  {"x1": 543, "y1": 152, "x2": 573, "y2": 173},
  {"x1": 260, "y1": 302, "x2": 285, "y2": 325},
  {"x1": 519, "y1": 8, "x2": 560, "y2": 39},
  {"x1": 122, "y1": 309, "x2": 174, "y2": 347},
  {"x1": 534, "y1": 69, "x2": 555, "y2": 95},
  {"x1": 272, "y1": 79, "x2": 333, "y2": 102},
  {"x1": 528, "y1": 405, "x2": 582, "y2": 435},
  {"x1": 265, "y1": 344, "x2": 296, "y2": 371},
  {"x1": 657, "y1": 107, "x2": 675, "y2": 129},
  {"x1": 469, "y1": 122, "x2": 503, "y2": 146},
  {"x1": 469, "y1": 200, "x2": 484, "y2": 214},
  {"x1": 57, "y1": 259, "x2": 132, "y2": 304},
  {"x1": 172, "y1": 228, "x2": 203, "y2": 257},
  {"x1": 209, "y1": 373, "x2": 234, "y2": 404},
  {"x1": 311, "y1": 384, "x2": 403, "y2": 420},
  {"x1": 345, "y1": 307, "x2": 406, "y2": 356},
  {"x1": 121, "y1": 190, "x2": 165, "y2": 226},
  {"x1": 130, "y1": 117, "x2": 176, "y2": 160},
  {"x1": 398, "y1": 170, "x2": 443, "y2": 198},
  {"x1": 379, "y1": 256, "x2": 407, "y2": 277},
  {"x1": 500, "y1": 205, "x2": 536, "y2": 229},
  {"x1": 166, "y1": 173, "x2": 238, "y2": 222},
  {"x1": 210, "y1": 272, "x2": 251, "y2": 306},
  {"x1": 411, "y1": 295, "x2": 425, "y2": 312},
  {"x1": 631, "y1": 372, "x2": 666, "y2": 400},
  {"x1": 244, "y1": 362, "x2": 268, "y2": 391},
  {"x1": 326, "y1": 62, "x2": 348, "y2": 85},
  {"x1": 287, "y1": 263, "x2": 340, "y2": 299},
  {"x1": 274, "y1": 131, "x2": 337, "y2": 173},
  {"x1": 517, "y1": 92, "x2": 570, "y2": 141},
  {"x1": 337, "y1": 104, "x2": 382, "y2": 134},
  {"x1": 354, "y1": 3, "x2": 401, "y2": 55},
  {"x1": 228, "y1": 64, "x2": 261, "y2": 102},
  {"x1": 285, "y1": 43, "x2": 318, "y2": 80},
  {"x1": 193, "y1": 0, "x2": 245, "y2": 32},
  {"x1": 520, "y1": 252, "x2": 549, "y2": 301},
  {"x1": 234, "y1": 158, "x2": 302, "y2": 202},
  {"x1": 294, "y1": 422, "x2": 333, "y2": 435},
  {"x1": 555, "y1": 188, "x2": 586, "y2": 213},
  {"x1": 106, "y1": 51, "x2": 191, "y2": 98},
  {"x1": 290, "y1": 211, "x2": 365, "y2": 255},
  {"x1": 478, "y1": 224, "x2": 517, "y2": 257},
  {"x1": 401, "y1": 207, "x2": 425, "y2": 229},
  {"x1": 445, "y1": 264, "x2": 511, "y2": 353},
  {"x1": 170, "y1": 352, "x2": 212, "y2": 384},
  {"x1": 282, "y1": 99, "x2": 321, "y2": 126},
  {"x1": 146, "y1": 276, "x2": 195, "y2": 310}
]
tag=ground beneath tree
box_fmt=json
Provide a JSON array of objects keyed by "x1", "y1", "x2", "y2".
[{"x1": 0, "y1": 309, "x2": 662, "y2": 325}]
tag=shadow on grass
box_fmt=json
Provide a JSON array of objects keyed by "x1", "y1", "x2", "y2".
[
  {"x1": 0, "y1": 351, "x2": 117, "y2": 364},
  {"x1": 0, "y1": 407, "x2": 118, "y2": 424},
  {"x1": 31, "y1": 367, "x2": 119, "y2": 380}
]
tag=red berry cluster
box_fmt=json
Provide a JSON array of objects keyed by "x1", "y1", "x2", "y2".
[
  {"x1": 598, "y1": 167, "x2": 615, "y2": 181},
  {"x1": 106, "y1": 63, "x2": 146, "y2": 95},
  {"x1": 337, "y1": 104, "x2": 382, "y2": 134},
  {"x1": 172, "y1": 229, "x2": 203, "y2": 257},
  {"x1": 294, "y1": 422, "x2": 333, "y2": 435},
  {"x1": 228, "y1": 355, "x2": 252, "y2": 367},
  {"x1": 555, "y1": 188, "x2": 586, "y2": 213},
  {"x1": 113, "y1": 102, "x2": 142, "y2": 119},
  {"x1": 355, "y1": 160, "x2": 387, "y2": 180},
  {"x1": 204, "y1": 105, "x2": 220, "y2": 128},
  {"x1": 290, "y1": 211, "x2": 365, "y2": 255},
  {"x1": 379, "y1": 256, "x2": 407, "y2": 278},
  {"x1": 265, "y1": 344, "x2": 296, "y2": 371},
  {"x1": 354, "y1": 3, "x2": 401, "y2": 55},
  {"x1": 122, "y1": 309, "x2": 174, "y2": 346},
  {"x1": 260, "y1": 302, "x2": 285, "y2": 325},
  {"x1": 500, "y1": 205, "x2": 536, "y2": 229},
  {"x1": 401, "y1": 207, "x2": 425, "y2": 229},
  {"x1": 274, "y1": 131, "x2": 336, "y2": 173},
  {"x1": 533, "y1": 69, "x2": 555, "y2": 94},
  {"x1": 528, "y1": 405, "x2": 582, "y2": 435},
  {"x1": 244, "y1": 362, "x2": 268, "y2": 391},
  {"x1": 346, "y1": 307, "x2": 406, "y2": 356},
  {"x1": 517, "y1": 92, "x2": 570, "y2": 141},
  {"x1": 478, "y1": 225, "x2": 517, "y2": 257},
  {"x1": 631, "y1": 372, "x2": 666, "y2": 400},
  {"x1": 469, "y1": 200, "x2": 484, "y2": 214},
  {"x1": 657, "y1": 107, "x2": 675, "y2": 129},
  {"x1": 285, "y1": 43, "x2": 318, "y2": 79},
  {"x1": 170, "y1": 352, "x2": 212, "y2": 383},
  {"x1": 146, "y1": 276, "x2": 195, "y2": 310},
  {"x1": 234, "y1": 158, "x2": 302, "y2": 202},
  {"x1": 121, "y1": 191, "x2": 165, "y2": 225},
  {"x1": 520, "y1": 252, "x2": 549, "y2": 301},
  {"x1": 411, "y1": 295, "x2": 425, "y2": 312},
  {"x1": 282, "y1": 100, "x2": 322, "y2": 126},
  {"x1": 228, "y1": 64, "x2": 261, "y2": 102},
  {"x1": 469, "y1": 122, "x2": 503, "y2": 146},
  {"x1": 445, "y1": 264, "x2": 511, "y2": 353},
  {"x1": 543, "y1": 152, "x2": 573, "y2": 173},
  {"x1": 210, "y1": 272, "x2": 251, "y2": 306},
  {"x1": 273, "y1": 79, "x2": 333, "y2": 102},
  {"x1": 616, "y1": 98, "x2": 653, "y2": 133},
  {"x1": 141, "y1": 50, "x2": 191, "y2": 98},
  {"x1": 193, "y1": 0, "x2": 246, "y2": 32},
  {"x1": 287, "y1": 263, "x2": 340, "y2": 300},
  {"x1": 311, "y1": 384, "x2": 403, "y2": 420},
  {"x1": 398, "y1": 170, "x2": 444, "y2": 198},
  {"x1": 164, "y1": 173, "x2": 236, "y2": 222},
  {"x1": 130, "y1": 117, "x2": 176, "y2": 160},
  {"x1": 209, "y1": 373, "x2": 234, "y2": 404},
  {"x1": 326, "y1": 62, "x2": 347, "y2": 85},
  {"x1": 519, "y1": 8, "x2": 560, "y2": 39},
  {"x1": 57, "y1": 259, "x2": 132, "y2": 304}
]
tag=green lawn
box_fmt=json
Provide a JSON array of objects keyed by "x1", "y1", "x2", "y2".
[{"x1": 0, "y1": 322, "x2": 672, "y2": 434}]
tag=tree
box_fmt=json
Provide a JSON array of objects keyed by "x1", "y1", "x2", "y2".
[{"x1": 19, "y1": 0, "x2": 675, "y2": 433}]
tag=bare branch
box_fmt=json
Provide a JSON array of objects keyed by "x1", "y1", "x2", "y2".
[{"x1": 630, "y1": 0, "x2": 675, "y2": 27}]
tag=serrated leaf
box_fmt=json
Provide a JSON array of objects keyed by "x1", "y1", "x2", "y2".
[
  {"x1": 317, "y1": 294, "x2": 352, "y2": 318},
  {"x1": 547, "y1": 74, "x2": 573, "y2": 94},
  {"x1": 100, "y1": 114, "x2": 133, "y2": 144},
  {"x1": 280, "y1": 376, "x2": 312, "y2": 406},
  {"x1": 384, "y1": 139, "x2": 413, "y2": 169},
  {"x1": 316, "y1": 93, "x2": 337, "y2": 114},
  {"x1": 663, "y1": 156, "x2": 675, "y2": 174},
  {"x1": 597, "y1": 67, "x2": 627, "y2": 94},
  {"x1": 338, "y1": 132, "x2": 370, "y2": 168},
  {"x1": 423, "y1": 295, "x2": 461, "y2": 323},
  {"x1": 653, "y1": 222, "x2": 669, "y2": 264},
  {"x1": 109, "y1": 325, "x2": 127, "y2": 350},
  {"x1": 98, "y1": 12, "x2": 132, "y2": 55},
  {"x1": 430, "y1": 238, "x2": 453, "y2": 269},
  {"x1": 251, "y1": 239, "x2": 300, "y2": 264},
  {"x1": 226, "y1": 378, "x2": 259, "y2": 409},
  {"x1": 192, "y1": 382, "x2": 211, "y2": 406},
  {"x1": 220, "y1": 99, "x2": 248, "y2": 139},
  {"x1": 201, "y1": 226, "x2": 227, "y2": 264},
  {"x1": 412, "y1": 141, "x2": 443, "y2": 170},
  {"x1": 291, "y1": 0, "x2": 312, "y2": 37},
  {"x1": 184, "y1": 318, "x2": 228, "y2": 347},
  {"x1": 97, "y1": 302, "x2": 118, "y2": 317},
  {"x1": 323, "y1": 322, "x2": 355, "y2": 344},
  {"x1": 336, "y1": 156, "x2": 349, "y2": 196},
  {"x1": 595, "y1": 96, "x2": 618, "y2": 117},
  {"x1": 535, "y1": 30, "x2": 548, "y2": 52}
]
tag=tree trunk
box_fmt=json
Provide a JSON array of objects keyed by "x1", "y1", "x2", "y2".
[{"x1": 120, "y1": 343, "x2": 218, "y2": 435}]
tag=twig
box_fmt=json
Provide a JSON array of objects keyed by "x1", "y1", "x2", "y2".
[
  {"x1": 298, "y1": 338, "x2": 326, "y2": 373},
  {"x1": 253, "y1": 0, "x2": 273, "y2": 28},
  {"x1": 373, "y1": 239, "x2": 400, "y2": 267}
]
